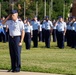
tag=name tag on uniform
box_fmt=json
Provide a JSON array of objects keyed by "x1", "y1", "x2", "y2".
[
  {"x1": 0, "y1": 26, "x2": 2, "y2": 28},
  {"x1": 72, "y1": 27, "x2": 75, "y2": 30}
]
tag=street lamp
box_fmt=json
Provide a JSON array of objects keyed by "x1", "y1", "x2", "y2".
[
  {"x1": 44, "y1": 0, "x2": 46, "y2": 18},
  {"x1": 49, "y1": 0, "x2": 53, "y2": 20},
  {"x1": 36, "y1": 1, "x2": 38, "y2": 17},
  {"x1": 11, "y1": 2, "x2": 14, "y2": 10},
  {"x1": 0, "y1": 2, "x2": 1, "y2": 18},
  {"x1": 63, "y1": 0, "x2": 66, "y2": 20}
]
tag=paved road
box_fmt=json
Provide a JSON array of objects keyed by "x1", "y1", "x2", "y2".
[{"x1": 0, "y1": 70, "x2": 64, "y2": 75}]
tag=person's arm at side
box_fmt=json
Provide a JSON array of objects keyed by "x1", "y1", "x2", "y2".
[
  {"x1": 19, "y1": 29, "x2": 25, "y2": 46},
  {"x1": 50, "y1": 21, "x2": 53, "y2": 34},
  {"x1": 19, "y1": 22, "x2": 25, "y2": 46},
  {"x1": 64, "y1": 23, "x2": 67, "y2": 36},
  {"x1": 6, "y1": 25, "x2": 8, "y2": 32}
]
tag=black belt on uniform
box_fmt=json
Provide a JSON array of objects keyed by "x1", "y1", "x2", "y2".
[{"x1": 9, "y1": 35, "x2": 21, "y2": 38}]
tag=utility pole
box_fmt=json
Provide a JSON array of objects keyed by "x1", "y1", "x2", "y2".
[
  {"x1": 44, "y1": 0, "x2": 46, "y2": 18},
  {"x1": 49, "y1": 0, "x2": 53, "y2": 20},
  {"x1": 0, "y1": 2, "x2": 1, "y2": 18},
  {"x1": 63, "y1": 1, "x2": 65, "y2": 20},
  {"x1": 24, "y1": 1, "x2": 26, "y2": 20},
  {"x1": 12, "y1": 2, "x2": 14, "y2": 10},
  {"x1": 36, "y1": 1, "x2": 38, "y2": 17}
]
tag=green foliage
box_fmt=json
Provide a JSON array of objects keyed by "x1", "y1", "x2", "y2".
[{"x1": 0, "y1": 0, "x2": 73, "y2": 19}]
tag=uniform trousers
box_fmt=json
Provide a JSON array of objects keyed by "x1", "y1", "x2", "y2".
[
  {"x1": 68, "y1": 30, "x2": 72, "y2": 47},
  {"x1": 9, "y1": 36, "x2": 21, "y2": 71},
  {"x1": 71, "y1": 30, "x2": 76, "y2": 48},
  {"x1": 52, "y1": 29, "x2": 57, "y2": 42},
  {"x1": 0, "y1": 32, "x2": 5, "y2": 42},
  {"x1": 39, "y1": 31, "x2": 42, "y2": 42},
  {"x1": 66, "y1": 30, "x2": 70, "y2": 46},
  {"x1": 45, "y1": 30, "x2": 51, "y2": 48},
  {"x1": 42, "y1": 28, "x2": 45, "y2": 42},
  {"x1": 3, "y1": 27, "x2": 6, "y2": 42},
  {"x1": 24, "y1": 32, "x2": 31, "y2": 49},
  {"x1": 33, "y1": 30, "x2": 38, "y2": 47},
  {"x1": 74, "y1": 32, "x2": 76, "y2": 48},
  {"x1": 57, "y1": 31, "x2": 64, "y2": 48}
]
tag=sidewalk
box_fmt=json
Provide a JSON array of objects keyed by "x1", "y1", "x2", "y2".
[{"x1": 0, "y1": 70, "x2": 64, "y2": 75}]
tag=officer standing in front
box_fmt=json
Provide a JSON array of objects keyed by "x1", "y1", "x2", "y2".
[
  {"x1": 44, "y1": 16, "x2": 53, "y2": 48},
  {"x1": 2, "y1": 10, "x2": 25, "y2": 72},
  {"x1": 56, "y1": 16, "x2": 67, "y2": 49}
]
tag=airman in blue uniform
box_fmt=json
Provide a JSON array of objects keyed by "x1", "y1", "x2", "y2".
[
  {"x1": 31, "y1": 16, "x2": 40, "y2": 48},
  {"x1": 52, "y1": 20, "x2": 57, "y2": 42},
  {"x1": 44, "y1": 16, "x2": 53, "y2": 48},
  {"x1": 42, "y1": 20, "x2": 45, "y2": 42},
  {"x1": 1, "y1": 17, "x2": 7, "y2": 42},
  {"x1": 66, "y1": 17, "x2": 73, "y2": 47},
  {"x1": 2, "y1": 10, "x2": 25, "y2": 72},
  {"x1": 70, "y1": 16, "x2": 76, "y2": 48},
  {"x1": 24, "y1": 20, "x2": 33, "y2": 50},
  {"x1": 0, "y1": 22, "x2": 5, "y2": 42},
  {"x1": 39, "y1": 21, "x2": 42, "y2": 42},
  {"x1": 56, "y1": 16, "x2": 67, "y2": 49}
]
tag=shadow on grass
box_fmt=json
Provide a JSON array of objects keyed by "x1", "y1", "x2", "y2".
[{"x1": 39, "y1": 45, "x2": 59, "y2": 49}]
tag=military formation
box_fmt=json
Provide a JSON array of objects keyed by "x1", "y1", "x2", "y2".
[
  {"x1": 0, "y1": 9, "x2": 76, "y2": 72},
  {"x1": 1, "y1": 14, "x2": 76, "y2": 49}
]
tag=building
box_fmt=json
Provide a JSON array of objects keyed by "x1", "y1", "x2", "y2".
[{"x1": 72, "y1": 0, "x2": 76, "y2": 16}]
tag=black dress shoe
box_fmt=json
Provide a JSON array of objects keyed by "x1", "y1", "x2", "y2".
[{"x1": 14, "y1": 70, "x2": 20, "y2": 72}]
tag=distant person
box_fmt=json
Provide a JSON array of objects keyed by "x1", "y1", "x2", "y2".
[
  {"x1": 66, "y1": 17, "x2": 73, "y2": 47},
  {"x1": 42, "y1": 20, "x2": 45, "y2": 42},
  {"x1": 31, "y1": 16, "x2": 40, "y2": 48},
  {"x1": 56, "y1": 16, "x2": 67, "y2": 49},
  {"x1": 38, "y1": 21, "x2": 42, "y2": 42},
  {"x1": 24, "y1": 20, "x2": 33, "y2": 50},
  {"x1": 0, "y1": 19, "x2": 5, "y2": 42},
  {"x1": 52, "y1": 20, "x2": 57, "y2": 42},
  {"x1": 70, "y1": 16, "x2": 76, "y2": 48},
  {"x1": 44, "y1": 16, "x2": 53, "y2": 48}
]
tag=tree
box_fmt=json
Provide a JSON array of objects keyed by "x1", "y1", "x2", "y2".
[{"x1": 0, "y1": 0, "x2": 73, "y2": 20}]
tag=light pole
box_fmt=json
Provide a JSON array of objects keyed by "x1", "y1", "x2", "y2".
[
  {"x1": 49, "y1": 0, "x2": 53, "y2": 20},
  {"x1": 11, "y1": 2, "x2": 14, "y2": 10},
  {"x1": 63, "y1": 0, "x2": 65, "y2": 20},
  {"x1": 24, "y1": 2, "x2": 26, "y2": 20},
  {"x1": 44, "y1": 0, "x2": 46, "y2": 18},
  {"x1": 0, "y1": 2, "x2": 1, "y2": 18},
  {"x1": 36, "y1": 1, "x2": 38, "y2": 17}
]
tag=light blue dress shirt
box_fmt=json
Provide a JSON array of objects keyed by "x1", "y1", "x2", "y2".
[
  {"x1": 44, "y1": 20, "x2": 53, "y2": 30},
  {"x1": 24, "y1": 24, "x2": 33, "y2": 33},
  {"x1": 0, "y1": 23, "x2": 4, "y2": 34},
  {"x1": 6, "y1": 19, "x2": 24, "y2": 36},
  {"x1": 67, "y1": 22, "x2": 71, "y2": 30},
  {"x1": 39, "y1": 24, "x2": 42, "y2": 31},
  {"x1": 72, "y1": 22, "x2": 76, "y2": 31},
  {"x1": 31, "y1": 20, "x2": 40, "y2": 30},
  {"x1": 56, "y1": 21, "x2": 67, "y2": 31}
]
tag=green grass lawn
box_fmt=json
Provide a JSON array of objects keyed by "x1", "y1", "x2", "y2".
[{"x1": 0, "y1": 42, "x2": 76, "y2": 75}]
